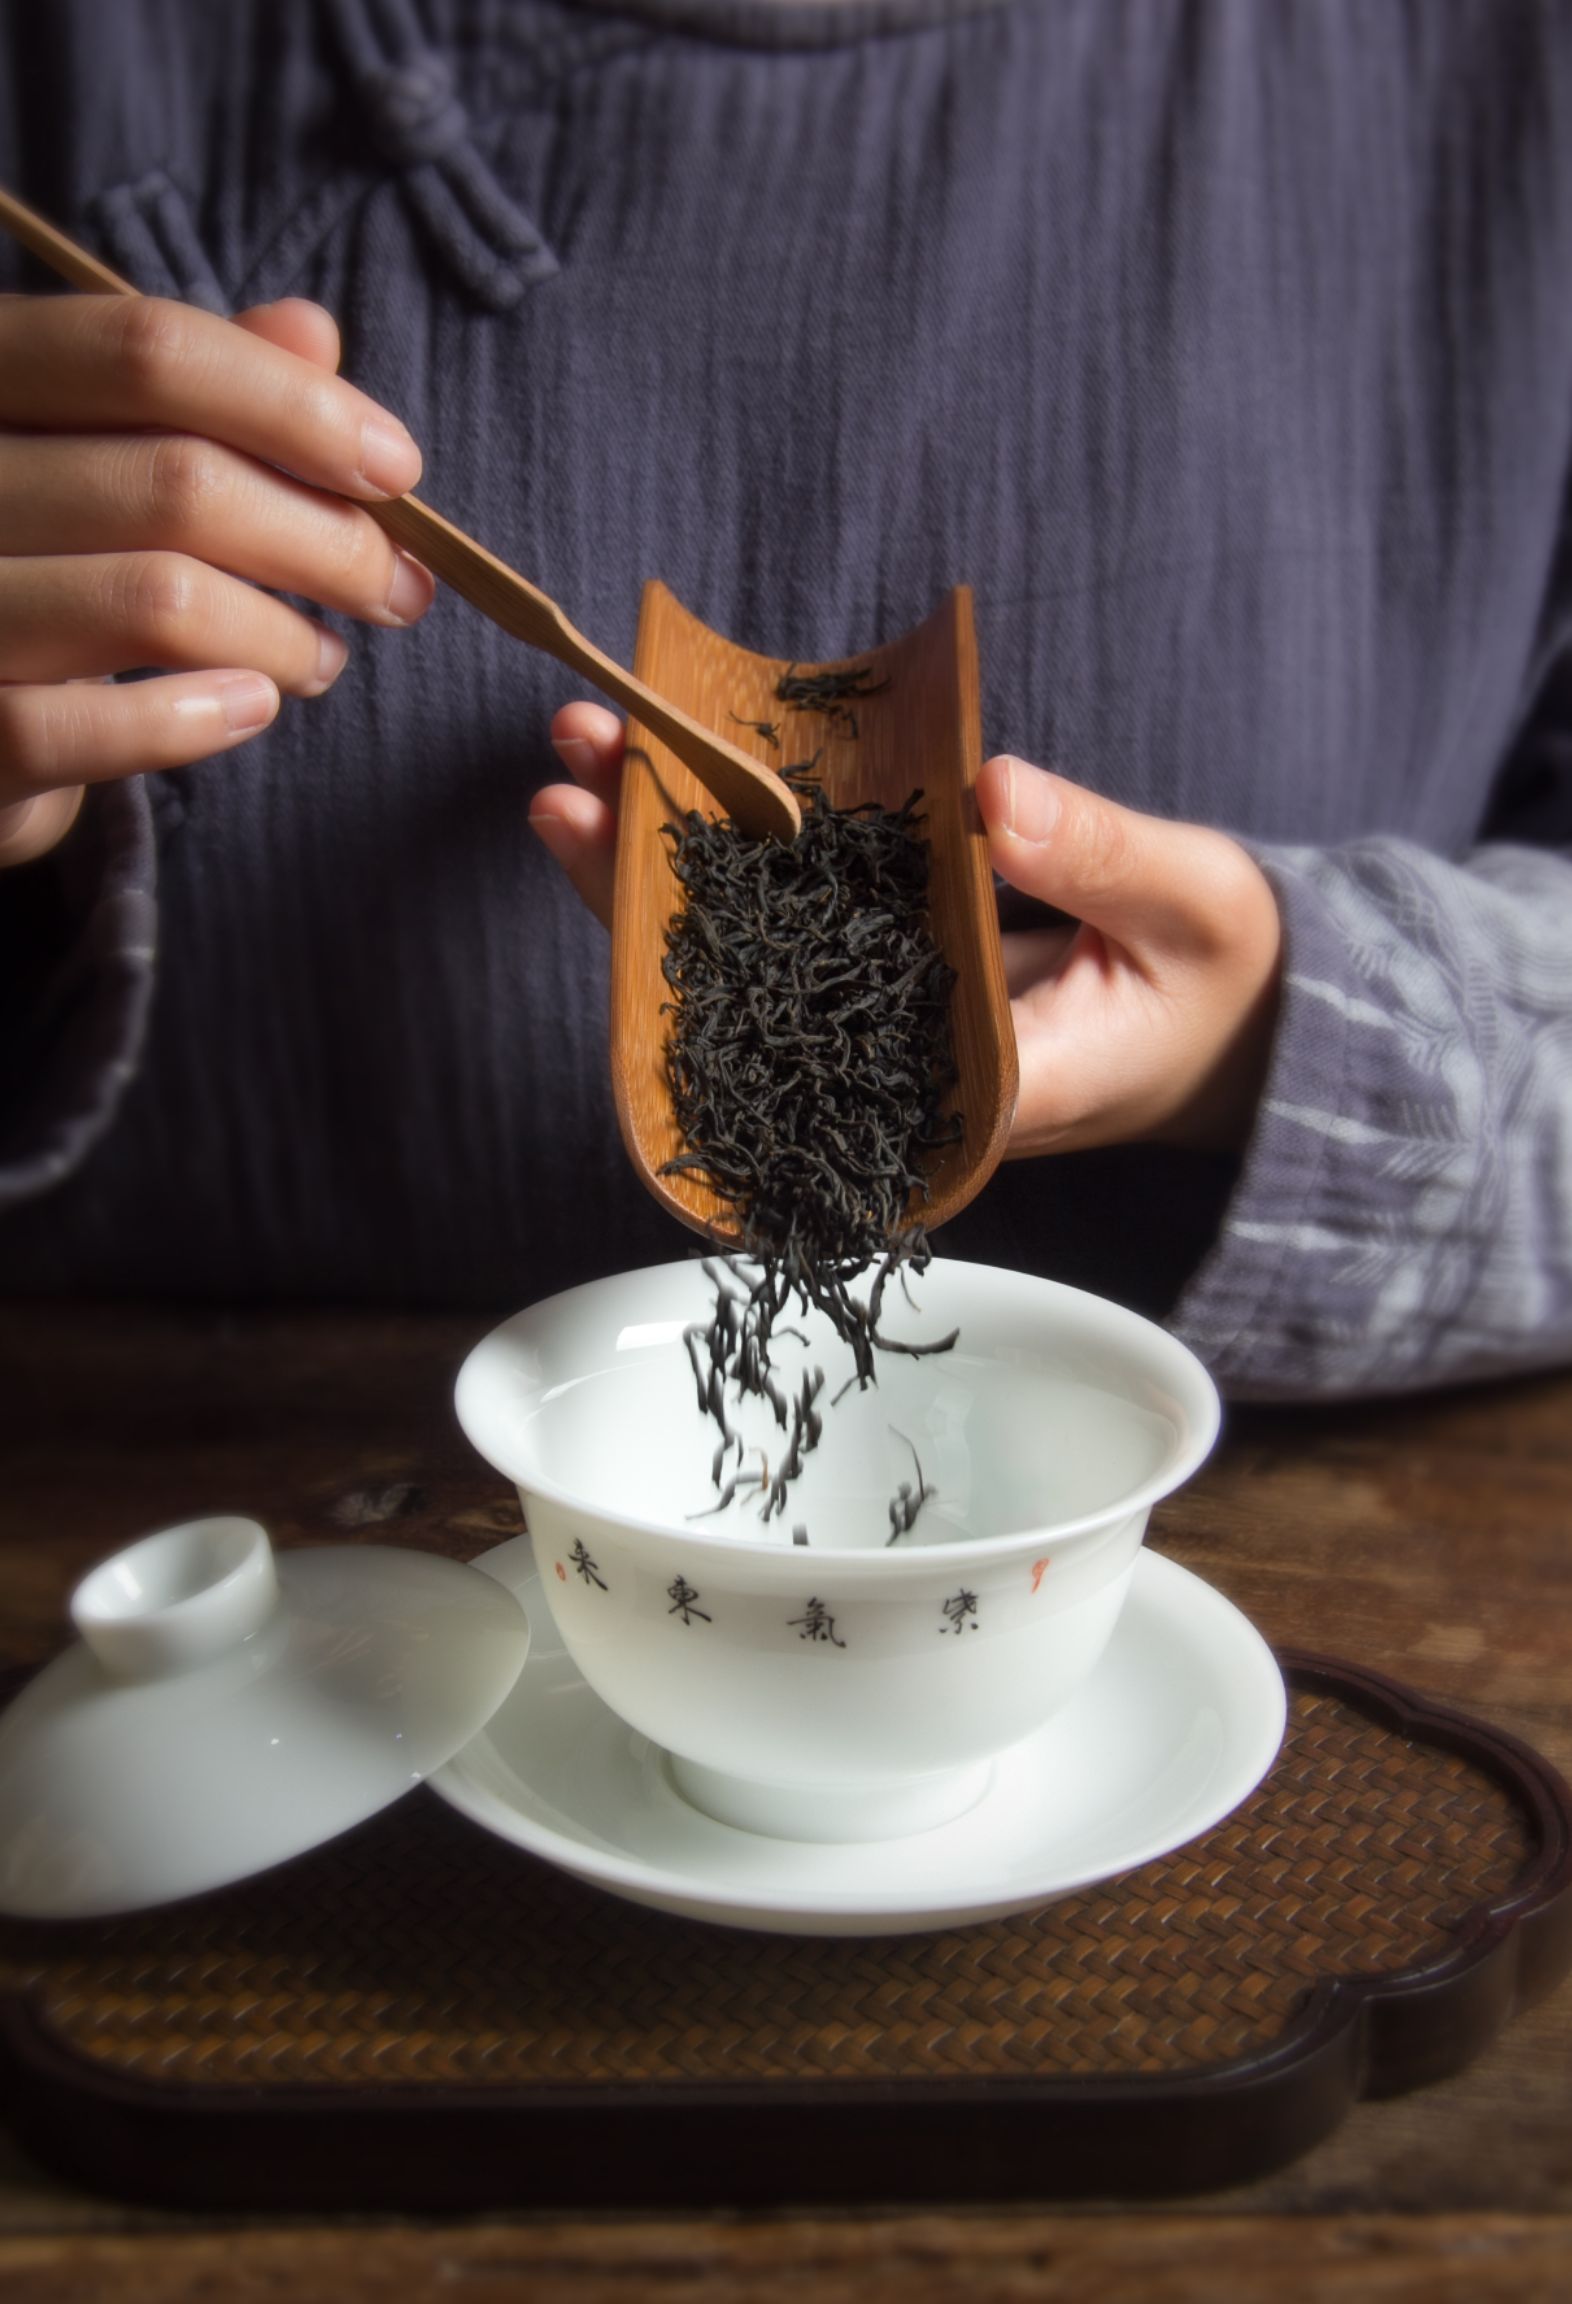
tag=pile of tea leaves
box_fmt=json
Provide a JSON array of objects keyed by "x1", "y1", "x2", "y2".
[{"x1": 661, "y1": 757, "x2": 961, "y2": 1530}]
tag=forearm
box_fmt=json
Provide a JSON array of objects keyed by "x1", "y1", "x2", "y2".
[{"x1": 1173, "y1": 835, "x2": 1572, "y2": 1400}]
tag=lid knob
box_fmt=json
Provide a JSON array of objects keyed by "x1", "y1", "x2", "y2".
[{"x1": 70, "y1": 1517, "x2": 280, "y2": 1680}]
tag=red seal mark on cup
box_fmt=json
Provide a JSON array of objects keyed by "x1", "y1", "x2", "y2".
[
  {"x1": 1030, "y1": 1557, "x2": 1050, "y2": 1594},
  {"x1": 555, "y1": 1560, "x2": 567, "y2": 1582}
]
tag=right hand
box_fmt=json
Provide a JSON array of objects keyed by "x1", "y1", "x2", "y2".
[{"x1": 0, "y1": 292, "x2": 430, "y2": 867}]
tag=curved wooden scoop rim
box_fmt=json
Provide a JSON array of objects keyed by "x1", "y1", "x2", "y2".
[{"x1": 611, "y1": 583, "x2": 1018, "y2": 1248}]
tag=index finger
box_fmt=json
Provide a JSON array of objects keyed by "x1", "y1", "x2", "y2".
[{"x1": 0, "y1": 295, "x2": 422, "y2": 501}]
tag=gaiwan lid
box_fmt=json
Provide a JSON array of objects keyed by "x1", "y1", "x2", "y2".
[{"x1": 0, "y1": 1516, "x2": 529, "y2": 1920}]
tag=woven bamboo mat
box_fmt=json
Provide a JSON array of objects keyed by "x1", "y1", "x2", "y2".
[{"x1": 2, "y1": 1656, "x2": 1568, "y2": 2207}]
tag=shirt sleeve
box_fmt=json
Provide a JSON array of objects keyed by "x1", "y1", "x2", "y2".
[
  {"x1": 1171, "y1": 808, "x2": 1572, "y2": 1399},
  {"x1": 0, "y1": 780, "x2": 159, "y2": 1212}
]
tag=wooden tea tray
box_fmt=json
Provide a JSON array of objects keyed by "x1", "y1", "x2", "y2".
[{"x1": 1, "y1": 1653, "x2": 1567, "y2": 2212}]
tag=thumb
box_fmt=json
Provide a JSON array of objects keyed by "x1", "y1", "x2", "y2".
[{"x1": 978, "y1": 754, "x2": 1204, "y2": 949}]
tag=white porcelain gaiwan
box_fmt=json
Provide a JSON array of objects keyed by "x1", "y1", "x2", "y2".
[{"x1": 455, "y1": 1257, "x2": 1222, "y2": 1843}]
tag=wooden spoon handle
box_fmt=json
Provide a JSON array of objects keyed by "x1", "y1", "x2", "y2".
[
  {"x1": 0, "y1": 185, "x2": 134, "y2": 292},
  {"x1": 368, "y1": 494, "x2": 762, "y2": 799}
]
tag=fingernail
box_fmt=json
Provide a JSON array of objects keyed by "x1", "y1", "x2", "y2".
[
  {"x1": 311, "y1": 628, "x2": 349, "y2": 693},
  {"x1": 356, "y1": 415, "x2": 422, "y2": 499},
  {"x1": 212, "y1": 674, "x2": 278, "y2": 734},
  {"x1": 1000, "y1": 756, "x2": 1061, "y2": 844},
  {"x1": 552, "y1": 736, "x2": 596, "y2": 776},
  {"x1": 381, "y1": 552, "x2": 435, "y2": 627}
]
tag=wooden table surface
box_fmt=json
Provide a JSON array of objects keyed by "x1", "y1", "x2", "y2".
[{"x1": 0, "y1": 1302, "x2": 1569, "y2": 2303}]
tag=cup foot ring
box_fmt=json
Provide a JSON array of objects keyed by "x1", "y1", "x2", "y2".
[{"x1": 666, "y1": 1753, "x2": 995, "y2": 1843}]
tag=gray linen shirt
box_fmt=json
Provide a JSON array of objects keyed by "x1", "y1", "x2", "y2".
[{"x1": 2, "y1": 0, "x2": 1571, "y2": 1401}]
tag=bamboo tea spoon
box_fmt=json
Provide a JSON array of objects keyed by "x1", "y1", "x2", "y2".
[
  {"x1": 0, "y1": 185, "x2": 801, "y2": 843},
  {"x1": 612, "y1": 581, "x2": 1019, "y2": 1242}
]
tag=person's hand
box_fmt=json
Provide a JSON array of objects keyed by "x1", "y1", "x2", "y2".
[
  {"x1": 532, "y1": 712, "x2": 1283, "y2": 1157},
  {"x1": 0, "y1": 293, "x2": 430, "y2": 868},
  {"x1": 974, "y1": 754, "x2": 1281, "y2": 1153}
]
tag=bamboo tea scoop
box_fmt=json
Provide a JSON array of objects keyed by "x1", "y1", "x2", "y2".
[
  {"x1": 611, "y1": 581, "x2": 1019, "y2": 1242},
  {"x1": 0, "y1": 186, "x2": 800, "y2": 843}
]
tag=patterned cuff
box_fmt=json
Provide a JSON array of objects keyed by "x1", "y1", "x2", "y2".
[
  {"x1": 1174, "y1": 827, "x2": 1572, "y2": 1400},
  {"x1": 0, "y1": 780, "x2": 158, "y2": 1212}
]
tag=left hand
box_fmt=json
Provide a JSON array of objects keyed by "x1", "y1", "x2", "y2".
[{"x1": 531, "y1": 709, "x2": 1283, "y2": 1157}]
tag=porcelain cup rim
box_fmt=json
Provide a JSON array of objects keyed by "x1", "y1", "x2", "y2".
[{"x1": 455, "y1": 1257, "x2": 1222, "y2": 1571}]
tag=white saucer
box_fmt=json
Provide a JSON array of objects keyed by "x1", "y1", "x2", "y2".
[{"x1": 430, "y1": 1539, "x2": 1286, "y2": 1936}]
